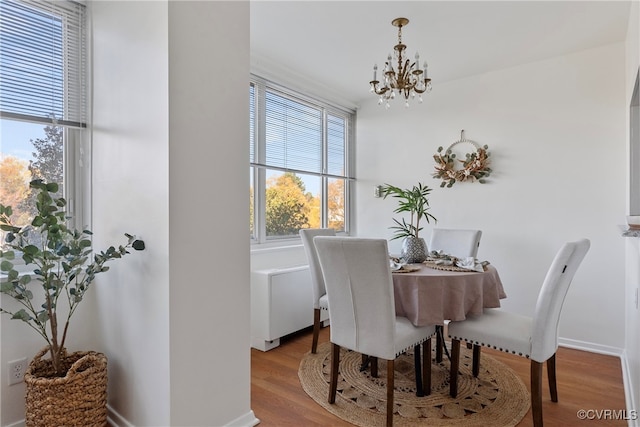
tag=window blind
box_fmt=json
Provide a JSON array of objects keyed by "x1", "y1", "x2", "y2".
[
  {"x1": 264, "y1": 89, "x2": 323, "y2": 174},
  {"x1": 0, "y1": 0, "x2": 86, "y2": 127},
  {"x1": 250, "y1": 84, "x2": 255, "y2": 163},
  {"x1": 327, "y1": 114, "x2": 346, "y2": 176}
]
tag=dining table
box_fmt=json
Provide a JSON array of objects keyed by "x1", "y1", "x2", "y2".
[
  {"x1": 392, "y1": 262, "x2": 507, "y2": 327},
  {"x1": 391, "y1": 261, "x2": 507, "y2": 384}
]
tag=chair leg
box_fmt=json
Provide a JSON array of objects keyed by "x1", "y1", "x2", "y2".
[
  {"x1": 531, "y1": 360, "x2": 544, "y2": 427},
  {"x1": 435, "y1": 326, "x2": 443, "y2": 362},
  {"x1": 449, "y1": 339, "x2": 461, "y2": 398},
  {"x1": 329, "y1": 343, "x2": 340, "y2": 404},
  {"x1": 423, "y1": 338, "x2": 432, "y2": 396},
  {"x1": 387, "y1": 359, "x2": 395, "y2": 427},
  {"x1": 547, "y1": 353, "x2": 558, "y2": 402},
  {"x1": 312, "y1": 309, "x2": 321, "y2": 353},
  {"x1": 472, "y1": 344, "x2": 481, "y2": 377},
  {"x1": 414, "y1": 345, "x2": 424, "y2": 397},
  {"x1": 360, "y1": 354, "x2": 369, "y2": 371},
  {"x1": 371, "y1": 357, "x2": 379, "y2": 378}
]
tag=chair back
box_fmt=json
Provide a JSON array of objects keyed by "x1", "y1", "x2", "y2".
[
  {"x1": 530, "y1": 238, "x2": 590, "y2": 362},
  {"x1": 300, "y1": 228, "x2": 336, "y2": 309},
  {"x1": 314, "y1": 237, "x2": 397, "y2": 360},
  {"x1": 429, "y1": 228, "x2": 482, "y2": 258}
]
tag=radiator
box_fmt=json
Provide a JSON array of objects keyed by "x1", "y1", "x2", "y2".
[{"x1": 251, "y1": 265, "x2": 328, "y2": 351}]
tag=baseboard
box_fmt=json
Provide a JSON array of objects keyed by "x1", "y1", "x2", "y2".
[
  {"x1": 106, "y1": 406, "x2": 259, "y2": 427},
  {"x1": 4, "y1": 407, "x2": 126, "y2": 427},
  {"x1": 559, "y1": 337, "x2": 624, "y2": 356},
  {"x1": 620, "y1": 350, "x2": 639, "y2": 427},
  {"x1": 225, "y1": 410, "x2": 260, "y2": 427},
  {"x1": 107, "y1": 405, "x2": 134, "y2": 427}
]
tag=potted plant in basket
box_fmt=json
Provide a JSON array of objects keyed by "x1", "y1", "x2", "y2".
[
  {"x1": 0, "y1": 179, "x2": 145, "y2": 427},
  {"x1": 381, "y1": 182, "x2": 437, "y2": 263}
]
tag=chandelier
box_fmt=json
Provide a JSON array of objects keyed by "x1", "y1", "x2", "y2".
[{"x1": 369, "y1": 17, "x2": 432, "y2": 108}]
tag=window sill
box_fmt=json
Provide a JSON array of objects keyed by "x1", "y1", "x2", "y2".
[{"x1": 250, "y1": 240, "x2": 303, "y2": 254}]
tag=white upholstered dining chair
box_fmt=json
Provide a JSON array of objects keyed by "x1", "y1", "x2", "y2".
[
  {"x1": 314, "y1": 236, "x2": 437, "y2": 427},
  {"x1": 299, "y1": 228, "x2": 336, "y2": 353},
  {"x1": 428, "y1": 228, "x2": 482, "y2": 258},
  {"x1": 448, "y1": 238, "x2": 590, "y2": 427}
]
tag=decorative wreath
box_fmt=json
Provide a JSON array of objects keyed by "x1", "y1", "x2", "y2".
[{"x1": 432, "y1": 132, "x2": 492, "y2": 188}]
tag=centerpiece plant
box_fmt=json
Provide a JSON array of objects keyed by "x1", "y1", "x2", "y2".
[
  {"x1": 381, "y1": 182, "x2": 437, "y2": 263},
  {"x1": 0, "y1": 180, "x2": 145, "y2": 378}
]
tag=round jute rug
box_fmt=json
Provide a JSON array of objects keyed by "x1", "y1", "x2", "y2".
[{"x1": 299, "y1": 342, "x2": 530, "y2": 427}]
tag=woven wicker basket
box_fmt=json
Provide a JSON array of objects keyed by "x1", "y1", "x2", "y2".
[{"x1": 24, "y1": 347, "x2": 108, "y2": 427}]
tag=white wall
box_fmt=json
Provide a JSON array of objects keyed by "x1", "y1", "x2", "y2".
[
  {"x1": 167, "y1": 2, "x2": 253, "y2": 426},
  {"x1": 356, "y1": 43, "x2": 627, "y2": 351},
  {"x1": 624, "y1": 0, "x2": 640, "y2": 419},
  {"x1": 91, "y1": 1, "x2": 254, "y2": 426},
  {"x1": 0, "y1": 293, "x2": 34, "y2": 425},
  {"x1": 91, "y1": 1, "x2": 170, "y2": 425}
]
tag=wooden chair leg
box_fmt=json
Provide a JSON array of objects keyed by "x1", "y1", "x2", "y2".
[
  {"x1": 414, "y1": 345, "x2": 423, "y2": 397},
  {"x1": 329, "y1": 343, "x2": 340, "y2": 404},
  {"x1": 360, "y1": 354, "x2": 370, "y2": 371},
  {"x1": 449, "y1": 339, "x2": 461, "y2": 397},
  {"x1": 371, "y1": 356, "x2": 379, "y2": 378},
  {"x1": 387, "y1": 359, "x2": 395, "y2": 427},
  {"x1": 531, "y1": 360, "x2": 544, "y2": 427},
  {"x1": 312, "y1": 309, "x2": 321, "y2": 353},
  {"x1": 547, "y1": 353, "x2": 558, "y2": 402},
  {"x1": 472, "y1": 344, "x2": 481, "y2": 377},
  {"x1": 423, "y1": 338, "x2": 432, "y2": 396},
  {"x1": 435, "y1": 326, "x2": 443, "y2": 362}
]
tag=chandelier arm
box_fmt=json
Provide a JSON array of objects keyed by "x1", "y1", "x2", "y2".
[
  {"x1": 400, "y1": 59, "x2": 412, "y2": 89},
  {"x1": 370, "y1": 81, "x2": 389, "y2": 95}
]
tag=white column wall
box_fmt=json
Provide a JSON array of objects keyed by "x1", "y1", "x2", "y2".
[
  {"x1": 356, "y1": 43, "x2": 627, "y2": 351},
  {"x1": 624, "y1": 0, "x2": 640, "y2": 419},
  {"x1": 91, "y1": 1, "x2": 170, "y2": 425},
  {"x1": 91, "y1": 1, "x2": 253, "y2": 426},
  {"x1": 167, "y1": 1, "x2": 253, "y2": 426}
]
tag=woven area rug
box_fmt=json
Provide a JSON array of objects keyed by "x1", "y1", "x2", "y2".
[{"x1": 299, "y1": 342, "x2": 530, "y2": 427}]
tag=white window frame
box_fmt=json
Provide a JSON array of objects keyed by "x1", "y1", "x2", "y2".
[
  {"x1": 250, "y1": 76, "x2": 355, "y2": 246},
  {"x1": 0, "y1": 0, "x2": 88, "y2": 237}
]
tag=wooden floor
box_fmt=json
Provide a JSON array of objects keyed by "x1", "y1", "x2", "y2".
[{"x1": 251, "y1": 326, "x2": 628, "y2": 426}]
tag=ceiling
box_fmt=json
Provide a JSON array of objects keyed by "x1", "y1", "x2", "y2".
[{"x1": 250, "y1": 1, "x2": 631, "y2": 108}]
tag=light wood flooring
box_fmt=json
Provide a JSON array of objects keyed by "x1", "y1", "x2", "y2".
[{"x1": 251, "y1": 326, "x2": 628, "y2": 426}]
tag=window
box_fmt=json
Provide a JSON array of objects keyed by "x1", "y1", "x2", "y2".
[
  {"x1": 0, "y1": 0, "x2": 87, "y2": 246},
  {"x1": 250, "y1": 78, "x2": 354, "y2": 244}
]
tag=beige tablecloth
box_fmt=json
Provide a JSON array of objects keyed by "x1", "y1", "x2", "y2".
[{"x1": 392, "y1": 264, "x2": 507, "y2": 327}]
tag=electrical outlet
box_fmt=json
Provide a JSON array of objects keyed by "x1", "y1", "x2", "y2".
[{"x1": 8, "y1": 357, "x2": 27, "y2": 385}]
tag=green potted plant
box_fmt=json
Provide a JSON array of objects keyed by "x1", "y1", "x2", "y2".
[
  {"x1": 0, "y1": 179, "x2": 145, "y2": 426},
  {"x1": 381, "y1": 182, "x2": 437, "y2": 263}
]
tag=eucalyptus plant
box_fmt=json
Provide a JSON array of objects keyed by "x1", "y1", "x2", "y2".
[
  {"x1": 0, "y1": 180, "x2": 145, "y2": 376},
  {"x1": 381, "y1": 182, "x2": 437, "y2": 239}
]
